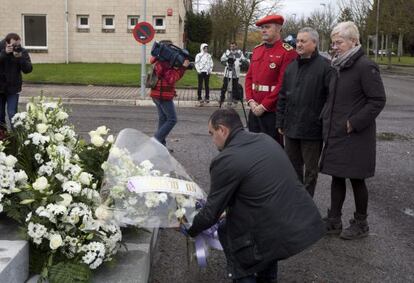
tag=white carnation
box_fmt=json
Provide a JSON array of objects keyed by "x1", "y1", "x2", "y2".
[
  {"x1": 91, "y1": 135, "x2": 105, "y2": 147},
  {"x1": 56, "y1": 111, "x2": 68, "y2": 120},
  {"x1": 78, "y1": 172, "x2": 92, "y2": 186},
  {"x1": 96, "y1": 126, "x2": 109, "y2": 135},
  {"x1": 5, "y1": 155, "x2": 18, "y2": 167},
  {"x1": 62, "y1": 181, "x2": 82, "y2": 194},
  {"x1": 58, "y1": 193, "x2": 73, "y2": 207}
]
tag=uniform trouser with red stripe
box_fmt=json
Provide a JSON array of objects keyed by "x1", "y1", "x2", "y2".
[{"x1": 248, "y1": 111, "x2": 283, "y2": 146}]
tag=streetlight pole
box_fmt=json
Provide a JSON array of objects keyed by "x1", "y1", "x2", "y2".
[
  {"x1": 375, "y1": 0, "x2": 380, "y2": 62},
  {"x1": 140, "y1": 0, "x2": 147, "y2": 98}
]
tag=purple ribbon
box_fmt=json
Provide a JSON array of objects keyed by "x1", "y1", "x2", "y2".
[{"x1": 194, "y1": 222, "x2": 223, "y2": 268}]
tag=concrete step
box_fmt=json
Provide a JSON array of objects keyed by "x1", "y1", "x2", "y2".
[{"x1": 0, "y1": 240, "x2": 29, "y2": 283}]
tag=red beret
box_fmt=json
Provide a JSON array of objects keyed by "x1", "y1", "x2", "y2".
[{"x1": 255, "y1": 14, "x2": 284, "y2": 26}]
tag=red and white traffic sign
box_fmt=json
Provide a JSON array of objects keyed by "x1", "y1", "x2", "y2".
[{"x1": 133, "y1": 22, "x2": 155, "y2": 44}]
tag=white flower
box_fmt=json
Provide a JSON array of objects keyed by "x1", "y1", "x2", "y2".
[
  {"x1": 96, "y1": 126, "x2": 109, "y2": 135},
  {"x1": 15, "y1": 170, "x2": 28, "y2": 183},
  {"x1": 107, "y1": 135, "x2": 114, "y2": 143},
  {"x1": 5, "y1": 155, "x2": 18, "y2": 167},
  {"x1": 78, "y1": 172, "x2": 92, "y2": 186},
  {"x1": 58, "y1": 193, "x2": 73, "y2": 207},
  {"x1": 0, "y1": 204, "x2": 3, "y2": 213},
  {"x1": 175, "y1": 208, "x2": 186, "y2": 219},
  {"x1": 95, "y1": 205, "x2": 112, "y2": 221},
  {"x1": 49, "y1": 234, "x2": 63, "y2": 250},
  {"x1": 27, "y1": 222, "x2": 47, "y2": 239},
  {"x1": 36, "y1": 123, "x2": 49, "y2": 134},
  {"x1": 109, "y1": 146, "x2": 122, "y2": 158},
  {"x1": 56, "y1": 111, "x2": 68, "y2": 120},
  {"x1": 91, "y1": 135, "x2": 105, "y2": 147},
  {"x1": 158, "y1": 193, "x2": 168, "y2": 203},
  {"x1": 25, "y1": 212, "x2": 32, "y2": 222},
  {"x1": 62, "y1": 181, "x2": 82, "y2": 194},
  {"x1": 140, "y1": 160, "x2": 154, "y2": 171},
  {"x1": 55, "y1": 173, "x2": 68, "y2": 183},
  {"x1": 32, "y1": 176, "x2": 49, "y2": 192},
  {"x1": 54, "y1": 133, "x2": 65, "y2": 142}
]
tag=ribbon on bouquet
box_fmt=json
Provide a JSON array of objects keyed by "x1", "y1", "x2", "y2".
[{"x1": 194, "y1": 221, "x2": 223, "y2": 268}]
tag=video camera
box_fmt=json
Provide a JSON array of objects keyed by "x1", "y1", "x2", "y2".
[
  {"x1": 284, "y1": 35, "x2": 296, "y2": 49},
  {"x1": 151, "y1": 41, "x2": 194, "y2": 69},
  {"x1": 13, "y1": 44, "x2": 22, "y2": 53}
]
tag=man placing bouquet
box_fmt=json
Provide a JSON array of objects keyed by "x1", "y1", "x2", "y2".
[{"x1": 185, "y1": 109, "x2": 325, "y2": 282}]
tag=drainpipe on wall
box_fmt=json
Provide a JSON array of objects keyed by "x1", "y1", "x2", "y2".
[{"x1": 65, "y1": 0, "x2": 69, "y2": 64}]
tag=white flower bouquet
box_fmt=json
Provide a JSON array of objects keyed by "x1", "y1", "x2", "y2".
[
  {"x1": 0, "y1": 97, "x2": 122, "y2": 283},
  {"x1": 101, "y1": 128, "x2": 207, "y2": 228}
]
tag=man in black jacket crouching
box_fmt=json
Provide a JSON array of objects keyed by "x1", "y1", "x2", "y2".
[{"x1": 187, "y1": 109, "x2": 325, "y2": 282}]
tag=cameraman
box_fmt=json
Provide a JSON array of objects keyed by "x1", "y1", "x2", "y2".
[
  {"x1": 149, "y1": 40, "x2": 190, "y2": 152},
  {"x1": 0, "y1": 33, "x2": 32, "y2": 139},
  {"x1": 220, "y1": 42, "x2": 246, "y2": 105}
]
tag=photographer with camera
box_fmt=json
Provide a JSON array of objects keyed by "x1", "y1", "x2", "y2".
[
  {"x1": 220, "y1": 42, "x2": 246, "y2": 106},
  {"x1": 0, "y1": 33, "x2": 32, "y2": 139},
  {"x1": 195, "y1": 43, "x2": 213, "y2": 106},
  {"x1": 149, "y1": 40, "x2": 190, "y2": 152}
]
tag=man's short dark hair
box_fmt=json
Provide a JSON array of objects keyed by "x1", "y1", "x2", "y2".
[
  {"x1": 209, "y1": 109, "x2": 243, "y2": 131},
  {"x1": 5, "y1": 33, "x2": 20, "y2": 44}
]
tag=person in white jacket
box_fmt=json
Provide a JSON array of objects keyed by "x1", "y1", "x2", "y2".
[{"x1": 195, "y1": 43, "x2": 213, "y2": 105}]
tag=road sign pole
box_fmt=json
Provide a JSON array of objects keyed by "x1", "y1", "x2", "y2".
[{"x1": 140, "y1": 0, "x2": 147, "y2": 98}]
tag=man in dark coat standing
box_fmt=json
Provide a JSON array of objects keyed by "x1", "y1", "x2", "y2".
[
  {"x1": 0, "y1": 33, "x2": 32, "y2": 139},
  {"x1": 276, "y1": 27, "x2": 331, "y2": 197},
  {"x1": 187, "y1": 109, "x2": 325, "y2": 282},
  {"x1": 320, "y1": 22, "x2": 386, "y2": 240}
]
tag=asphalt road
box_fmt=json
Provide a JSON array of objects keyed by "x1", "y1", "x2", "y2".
[{"x1": 65, "y1": 73, "x2": 413, "y2": 283}]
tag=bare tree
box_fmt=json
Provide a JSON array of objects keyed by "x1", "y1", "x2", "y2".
[
  {"x1": 236, "y1": 0, "x2": 283, "y2": 52},
  {"x1": 339, "y1": 0, "x2": 373, "y2": 46},
  {"x1": 307, "y1": 3, "x2": 337, "y2": 51}
]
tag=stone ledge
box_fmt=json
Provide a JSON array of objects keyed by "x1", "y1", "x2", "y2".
[{"x1": 0, "y1": 240, "x2": 29, "y2": 283}]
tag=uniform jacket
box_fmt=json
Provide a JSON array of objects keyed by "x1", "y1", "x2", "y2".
[
  {"x1": 320, "y1": 48, "x2": 386, "y2": 179},
  {"x1": 245, "y1": 40, "x2": 297, "y2": 112},
  {"x1": 220, "y1": 49, "x2": 245, "y2": 78},
  {"x1": 0, "y1": 39, "x2": 32, "y2": 94},
  {"x1": 149, "y1": 57, "x2": 186, "y2": 101},
  {"x1": 195, "y1": 43, "x2": 213, "y2": 74},
  {"x1": 276, "y1": 51, "x2": 332, "y2": 140},
  {"x1": 188, "y1": 128, "x2": 325, "y2": 278}
]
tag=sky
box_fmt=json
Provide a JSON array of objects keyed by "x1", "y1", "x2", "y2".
[{"x1": 279, "y1": 0, "x2": 339, "y2": 18}]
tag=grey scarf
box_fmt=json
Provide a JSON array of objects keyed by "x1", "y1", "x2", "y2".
[{"x1": 331, "y1": 45, "x2": 361, "y2": 71}]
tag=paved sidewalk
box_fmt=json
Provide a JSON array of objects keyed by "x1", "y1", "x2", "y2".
[{"x1": 21, "y1": 83, "x2": 228, "y2": 107}]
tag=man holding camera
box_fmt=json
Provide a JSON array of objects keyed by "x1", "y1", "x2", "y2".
[
  {"x1": 245, "y1": 15, "x2": 297, "y2": 145},
  {"x1": 149, "y1": 40, "x2": 190, "y2": 152},
  {"x1": 220, "y1": 42, "x2": 246, "y2": 106},
  {"x1": 0, "y1": 33, "x2": 32, "y2": 139}
]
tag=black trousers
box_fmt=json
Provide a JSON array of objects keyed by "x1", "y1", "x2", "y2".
[
  {"x1": 197, "y1": 72, "x2": 210, "y2": 100},
  {"x1": 284, "y1": 137, "x2": 323, "y2": 197},
  {"x1": 248, "y1": 111, "x2": 283, "y2": 146},
  {"x1": 220, "y1": 77, "x2": 239, "y2": 102}
]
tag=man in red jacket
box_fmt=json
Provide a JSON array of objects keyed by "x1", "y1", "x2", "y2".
[
  {"x1": 245, "y1": 14, "x2": 297, "y2": 145},
  {"x1": 150, "y1": 49, "x2": 190, "y2": 151}
]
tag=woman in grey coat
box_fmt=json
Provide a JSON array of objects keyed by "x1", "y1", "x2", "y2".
[{"x1": 320, "y1": 22, "x2": 386, "y2": 240}]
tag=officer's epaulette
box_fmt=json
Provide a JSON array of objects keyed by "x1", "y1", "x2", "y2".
[
  {"x1": 282, "y1": 42, "x2": 293, "y2": 51},
  {"x1": 254, "y1": 43, "x2": 264, "y2": 49}
]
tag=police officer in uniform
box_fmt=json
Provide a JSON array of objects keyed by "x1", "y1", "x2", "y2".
[{"x1": 245, "y1": 14, "x2": 297, "y2": 145}]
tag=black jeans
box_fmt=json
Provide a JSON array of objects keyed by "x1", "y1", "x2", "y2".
[
  {"x1": 248, "y1": 111, "x2": 283, "y2": 146},
  {"x1": 197, "y1": 72, "x2": 210, "y2": 100},
  {"x1": 220, "y1": 77, "x2": 239, "y2": 102},
  {"x1": 284, "y1": 137, "x2": 323, "y2": 197}
]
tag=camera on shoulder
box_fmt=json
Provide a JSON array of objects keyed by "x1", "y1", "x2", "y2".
[{"x1": 151, "y1": 41, "x2": 194, "y2": 69}]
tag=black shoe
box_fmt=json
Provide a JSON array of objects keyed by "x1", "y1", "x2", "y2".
[
  {"x1": 340, "y1": 213, "x2": 369, "y2": 240},
  {"x1": 204, "y1": 99, "x2": 210, "y2": 103},
  {"x1": 323, "y1": 209, "x2": 342, "y2": 235}
]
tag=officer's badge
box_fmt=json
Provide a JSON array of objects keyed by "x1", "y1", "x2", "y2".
[
  {"x1": 282, "y1": 43, "x2": 293, "y2": 51},
  {"x1": 269, "y1": 62, "x2": 276, "y2": 69}
]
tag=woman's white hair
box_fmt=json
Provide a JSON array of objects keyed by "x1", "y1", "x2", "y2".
[{"x1": 331, "y1": 21, "x2": 360, "y2": 44}]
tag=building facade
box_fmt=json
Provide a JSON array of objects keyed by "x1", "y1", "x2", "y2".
[{"x1": 0, "y1": 0, "x2": 191, "y2": 63}]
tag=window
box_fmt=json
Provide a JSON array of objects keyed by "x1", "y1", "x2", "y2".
[
  {"x1": 77, "y1": 15, "x2": 89, "y2": 29},
  {"x1": 153, "y1": 16, "x2": 165, "y2": 30},
  {"x1": 22, "y1": 15, "x2": 47, "y2": 49},
  {"x1": 102, "y1": 15, "x2": 115, "y2": 29},
  {"x1": 128, "y1": 16, "x2": 139, "y2": 29}
]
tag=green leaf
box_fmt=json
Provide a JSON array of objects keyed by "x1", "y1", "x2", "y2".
[{"x1": 49, "y1": 262, "x2": 91, "y2": 283}]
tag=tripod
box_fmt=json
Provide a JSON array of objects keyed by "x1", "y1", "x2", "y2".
[{"x1": 219, "y1": 64, "x2": 249, "y2": 127}]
